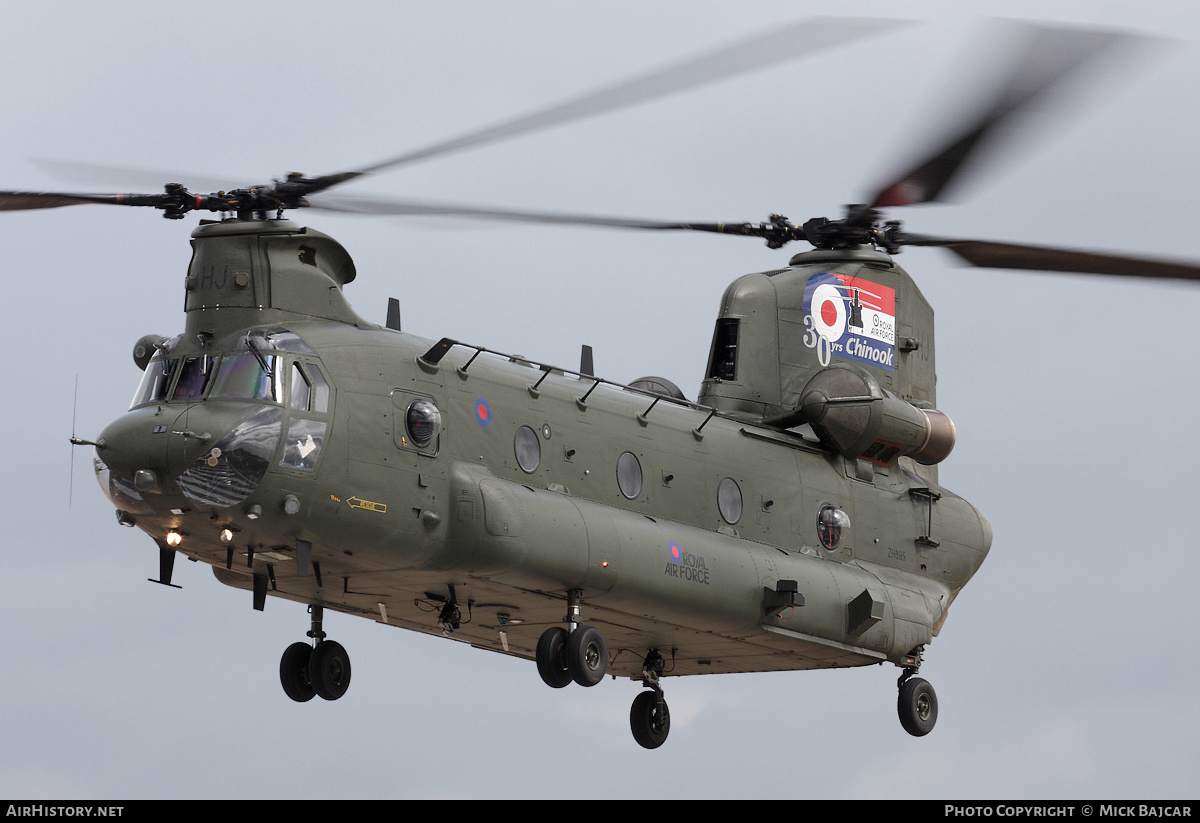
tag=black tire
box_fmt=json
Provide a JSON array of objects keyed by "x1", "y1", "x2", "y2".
[
  {"x1": 280, "y1": 642, "x2": 316, "y2": 702},
  {"x1": 566, "y1": 625, "x2": 608, "y2": 687},
  {"x1": 310, "y1": 640, "x2": 352, "y2": 701},
  {"x1": 630, "y1": 690, "x2": 670, "y2": 749},
  {"x1": 535, "y1": 627, "x2": 573, "y2": 689},
  {"x1": 898, "y1": 677, "x2": 938, "y2": 736}
]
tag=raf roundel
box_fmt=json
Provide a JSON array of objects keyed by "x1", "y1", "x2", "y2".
[
  {"x1": 809, "y1": 281, "x2": 847, "y2": 341},
  {"x1": 475, "y1": 398, "x2": 491, "y2": 427}
]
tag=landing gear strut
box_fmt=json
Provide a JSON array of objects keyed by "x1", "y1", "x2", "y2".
[
  {"x1": 630, "y1": 649, "x2": 670, "y2": 749},
  {"x1": 279, "y1": 605, "x2": 352, "y2": 703},
  {"x1": 896, "y1": 647, "x2": 937, "y2": 736}
]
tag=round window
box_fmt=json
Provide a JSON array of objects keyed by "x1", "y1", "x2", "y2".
[
  {"x1": 405, "y1": 399, "x2": 441, "y2": 447},
  {"x1": 616, "y1": 451, "x2": 643, "y2": 500},
  {"x1": 817, "y1": 505, "x2": 851, "y2": 551},
  {"x1": 717, "y1": 477, "x2": 743, "y2": 525},
  {"x1": 514, "y1": 425, "x2": 541, "y2": 473}
]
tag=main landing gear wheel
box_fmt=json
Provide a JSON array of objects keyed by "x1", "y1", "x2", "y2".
[
  {"x1": 566, "y1": 625, "x2": 608, "y2": 687},
  {"x1": 898, "y1": 676, "x2": 938, "y2": 736},
  {"x1": 310, "y1": 640, "x2": 352, "y2": 701},
  {"x1": 535, "y1": 627, "x2": 573, "y2": 689},
  {"x1": 630, "y1": 690, "x2": 671, "y2": 749},
  {"x1": 280, "y1": 642, "x2": 316, "y2": 702}
]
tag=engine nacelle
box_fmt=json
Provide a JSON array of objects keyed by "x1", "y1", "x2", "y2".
[{"x1": 796, "y1": 364, "x2": 955, "y2": 465}]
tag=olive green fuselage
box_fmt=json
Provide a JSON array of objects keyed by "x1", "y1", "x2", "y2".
[{"x1": 96, "y1": 219, "x2": 991, "y2": 680}]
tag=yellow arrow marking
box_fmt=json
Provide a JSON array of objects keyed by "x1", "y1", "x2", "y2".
[{"x1": 347, "y1": 496, "x2": 387, "y2": 513}]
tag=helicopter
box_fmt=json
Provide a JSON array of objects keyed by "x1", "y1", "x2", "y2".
[{"x1": 7, "y1": 17, "x2": 1200, "y2": 754}]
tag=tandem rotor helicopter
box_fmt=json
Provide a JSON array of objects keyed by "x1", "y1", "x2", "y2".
[{"x1": 7, "y1": 18, "x2": 1198, "y2": 750}]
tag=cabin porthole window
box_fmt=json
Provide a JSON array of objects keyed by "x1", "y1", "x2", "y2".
[
  {"x1": 514, "y1": 425, "x2": 541, "y2": 473},
  {"x1": 616, "y1": 451, "x2": 643, "y2": 499},
  {"x1": 717, "y1": 477, "x2": 743, "y2": 525},
  {"x1": 405, "y1": 399, "x2": 442, "y2": 448},
  {"x1": 817, "y1": 504, "x2": 851, "y2": 551}
]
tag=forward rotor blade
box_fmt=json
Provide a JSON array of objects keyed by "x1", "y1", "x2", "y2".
[
  {"x1": 304, "y1": 17, "x2": 910, "y2": 193},
  {"x1": 870, "y1": 24, "x2": 1142, "y2": 208},
  {"x1": 0, "y1": 190, "x2": 168, "y2": 211},
  {"x1": 904, "y1": 234, "x2": 1200, "y2": 282},
  {"x1": 30, "y1": 158, "x2": 243, "y2": 197}
]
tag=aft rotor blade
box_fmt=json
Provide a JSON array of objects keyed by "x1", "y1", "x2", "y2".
[
  {"x1": 308, "y1": 192, "x2": 674, "y2": 227},
  {"x1": 310, "y1": 191, "x2": 700, "y2": 229},
  {"x1": 307, "y1": 191, "x2": 796, "y2": 242},
  {"x1": 304, "y1": 17, "x2": 910, "y2": 193},
  {"x1": 904, "y1": 234, "x2": 1200, "y2": 282},
  {"x1": 870, "y1": 24, "x2": 1141, "y2": 208}
]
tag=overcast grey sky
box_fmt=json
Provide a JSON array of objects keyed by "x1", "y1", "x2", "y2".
[{"x1": 2, "y1": 0, "x2": 1199, "y2": 799}]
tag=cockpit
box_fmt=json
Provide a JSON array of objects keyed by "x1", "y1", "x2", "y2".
[
  {"x1": 129, "y1": 328, "x2": 327, "y2": 410},
  {"x1": 98, "y1": 327, "x2": 332, "y2": 516}
]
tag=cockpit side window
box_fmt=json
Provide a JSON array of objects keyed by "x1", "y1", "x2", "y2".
[
  {"x1": 130, "y1": 357, "x2": 179, "y2": 408},
  {"x1": 308, "y1": 364, "x2": 329, "y2": 413},
  {"x1": 287, "y1": 361, "x2": 329, "y2": 413},
  {"x1": 280, "y1": 361, "x2": 330, "y2": 472},
  {"x1": 288, "y1": 362, "x2": 311, "y2": 411}
]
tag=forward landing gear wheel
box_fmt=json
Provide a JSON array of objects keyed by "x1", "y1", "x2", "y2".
[
  {"x1": 898, "y1": 677, "x2": 937, "y2": 736},
  {"x1": 535, "y1": 627, "x2": 572, "y2": 689},
  {"x1": 566, "y1": 625, "x2": 608, "y2": 687},
  {"x1": 630, "y1": 690, "x2": 670, "y2": 749},
  {"x1": 280, "y1": 642, "x2": 316, "y2": 702},
  {"x1": 310, "y1": 640, "x2": 352, "y2": 701}
]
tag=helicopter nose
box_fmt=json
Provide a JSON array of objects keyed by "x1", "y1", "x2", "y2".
[
  {"x1": 96, "y1": 405, "x2": 200, "y2": 484},
  {"x1": 174, "y1": 406, "x2": 282, "y2": 508},
  {"x1": 96, "y1": 403, "x2": 281, "y2": 507}
]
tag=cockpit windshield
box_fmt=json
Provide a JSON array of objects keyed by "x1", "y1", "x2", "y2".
[
  {"x1": 172, "y1": 355, "x2": 218, "y2": 401},
  {"x1": 128, "y1": 328, "x2": 307, "y2": 409},
  {"x1": 208, "y1": 353, "x2": 281, "y2": 402}
]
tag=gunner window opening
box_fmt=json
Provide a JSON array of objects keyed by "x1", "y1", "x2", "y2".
[{"x1": 707, "y1": 318, "x2": 739, "y2": 381}]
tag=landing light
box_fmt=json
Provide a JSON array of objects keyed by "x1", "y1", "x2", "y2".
[
  {"x1": 165, "y1": 531, "x2": 182, "y2": 547},
  {"x1": 219, "y1": 528, "x2": 235, "y2": 544}
]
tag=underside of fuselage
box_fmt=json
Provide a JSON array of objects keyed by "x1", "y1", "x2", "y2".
[{"x1": 211, "y1": 559, "x2": 886, "y2": 678}]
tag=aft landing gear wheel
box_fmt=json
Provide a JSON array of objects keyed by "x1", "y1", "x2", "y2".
[
  {"x1": 630, "y1": 690, "x2": 671, "y2": 749},
  {"x1": 310, "y1": 640, "x2": 352, "y2": 701},
  {"x1": 535, "y1": 627, "x2": 572, "y2": 689},
  {"x1": 280, "y1": 642, "x2": 316, "y2": 702},
  {"x1": 566, "y1": 625, "x2": 608, "y2": 687},
  {"x1": 898, "y1": 677, "x2": 937, "y2": 736}
]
